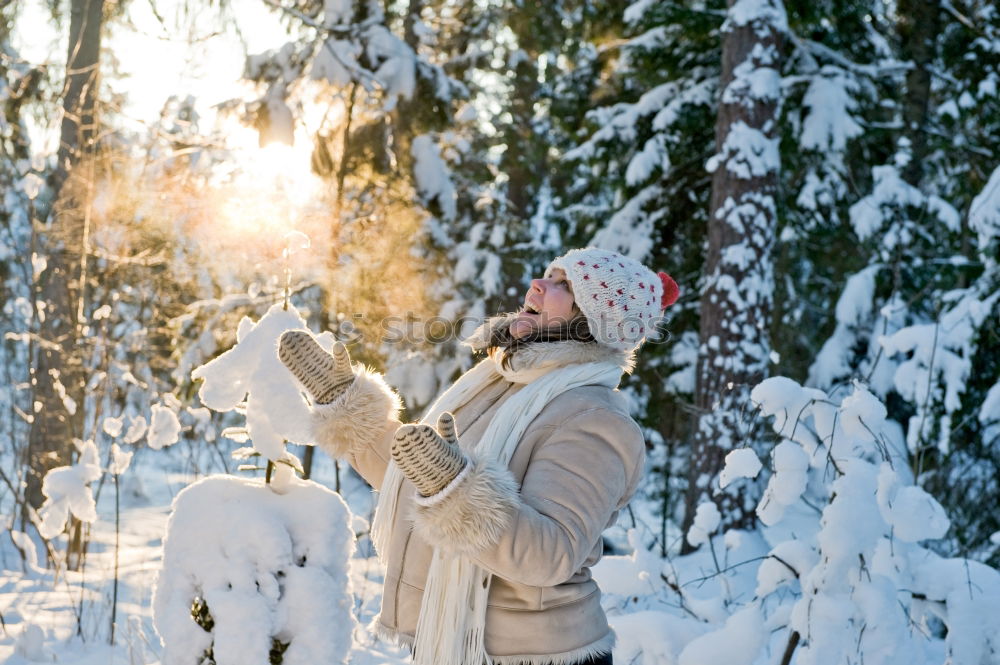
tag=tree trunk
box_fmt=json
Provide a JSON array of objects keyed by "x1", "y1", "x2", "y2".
[
  {"x1": 681, "y1": 0, "x2": 785, "y2": 551},
  {"x1": 25, "y1": 0, "x2": 104, "y2": 522},
  {"x1": 897, "y1": 0, "x2": 940, "y2": 187},
  {"x1": 52, "y1": 0, "x2": 105, "y2": 195}
]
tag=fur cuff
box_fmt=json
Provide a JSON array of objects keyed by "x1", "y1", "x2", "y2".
[
  {"x1": 411, "y1": 456, "x2": 520, "y2": 556},
  {"x1": 310, "y1": 365, "x2": 403, "y2": 459}
]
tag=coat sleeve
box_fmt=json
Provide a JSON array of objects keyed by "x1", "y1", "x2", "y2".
[
  {"x1": 309, "y1": 365, "x2": 403, "y2": 490},
  {"x1": 410, "y1": 405, "x2": 645, "y2": 587}
]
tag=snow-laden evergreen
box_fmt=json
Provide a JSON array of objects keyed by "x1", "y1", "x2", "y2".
[{"x1": 591, "y1": 376, "x2": 1000, "y2": 665}]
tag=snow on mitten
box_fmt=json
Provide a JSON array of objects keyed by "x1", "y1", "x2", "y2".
[
  {"x1": 391, "y1": 412, "x2": 468, "y2": 497},
  {"x1": 278, "y1": 331, "x2": 356, "y2": 404}
]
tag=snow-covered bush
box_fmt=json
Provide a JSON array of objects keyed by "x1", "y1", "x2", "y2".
[
  {"x1": 596, "y1": 375, "x2": 1000, "y2": 665},
  {"x1": 36, "y1": 440, "x2": 103, "y2": 540},
  {"x1": 153, "y1": 475, "x2": 355, "y2": 665},
  {"x1": 153, "y1": 302, "x2": 358, "y2": 664},
  {"x1": 729, "y1": 377, "x2": 998, "y2": 665}
]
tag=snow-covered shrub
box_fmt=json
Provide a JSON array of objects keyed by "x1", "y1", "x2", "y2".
[
  {"x1": 742, "y1": 377, "x2": 1000, "y2": 665},
  {"x1": 597, "y1": 376, "x2": 1000, "y2": 665},
  {"x1": 190, "y1": 302, "x2": 316, "y2": 469},
  {"x1": 36, "y1": 440, "x2": 103, "y2": 539},
  {"x1": 154, "y1": 302, "x2": 357, "y2": 664},
  {"x1": 152, "y1": 475, "x2": 356, "y2": 665}
]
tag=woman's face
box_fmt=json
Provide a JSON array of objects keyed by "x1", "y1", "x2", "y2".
[{"x1": 510, "y1": 268, "x2": 577, "y2": 340}]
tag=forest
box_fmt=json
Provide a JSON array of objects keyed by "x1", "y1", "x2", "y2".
[{"x1": 1, "y1": 0, "x2": 999, "y2": 663}]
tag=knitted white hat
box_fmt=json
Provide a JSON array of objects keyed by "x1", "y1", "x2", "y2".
[{"x1": 545, "y1": 247, "x2": 680, "y2": 351}]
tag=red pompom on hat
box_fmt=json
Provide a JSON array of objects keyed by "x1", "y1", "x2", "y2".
[{"x1": 658, "y1": 272, "x2": 679, "y2": 309}]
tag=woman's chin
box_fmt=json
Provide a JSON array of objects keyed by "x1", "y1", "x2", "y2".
[{"x1": 509, "y1": 314, "x2": 538, "y2": 340}]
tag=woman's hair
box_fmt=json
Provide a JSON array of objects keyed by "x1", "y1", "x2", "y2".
[{"x1": 486, "y1": 307, "x2": 595, "y2": 371}]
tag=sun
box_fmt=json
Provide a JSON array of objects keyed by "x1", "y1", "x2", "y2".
[{"x1": 214, "y1": 122, "x2": 323, "y2": 238}]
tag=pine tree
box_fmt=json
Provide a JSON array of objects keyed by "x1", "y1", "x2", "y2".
[{"x1": 683, "y1": 0, "x2": 787, "y2": 543}]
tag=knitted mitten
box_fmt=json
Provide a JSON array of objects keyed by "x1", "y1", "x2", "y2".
[
  {"x1": 278, "y1": 331, "x2": 356, "y2": 404},
  {"x1": 391, "y1": 412, "x2": 468, "y2": 497}
]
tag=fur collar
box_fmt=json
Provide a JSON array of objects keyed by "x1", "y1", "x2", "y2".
[{"x1": 463, "y1": 312, "x2": 636, "y2": 376}]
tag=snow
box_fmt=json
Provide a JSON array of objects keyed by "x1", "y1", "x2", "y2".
[
  {"x1": 322, "y1": 0, "x2": 353, "y2": 27},
  {"x1": 706, "y1": 121, "x2": 780, "y2": 179},
  {"x1": 981, "y1": 381, "x2": 1000, "y2": 441},
  {"x1": 756, "y1": 441, "x2": 809, "y2": 525},
  {"x1": 190, "y1": 302, "x2": 316, "y2": 462},
  {"x1": 909, "y1": 554, "x2": 1000, "y2": 665},
  {"x1": 18, "y1": 173, "x2": 44, "y2": 199},
  {"x1": 838, "y1": 380, "x2": 887, "y2": 449},
  {"x1": 102, "y1": 415, "x2": 123, "y2": 437},
  {"x1": 109, "y1": 443, "x2": 134, "y2": 475},
  {"x1": 755, "y1": 540, "x2": 816, "y2": 596},
  {"x1": 750, "y1": 376, "x2": 827, "y2": 437},
  {"x1": 719, "y1": 448, "x2": 762, "y2": 489},
  {"x1": 807, "y1": 266, "x2": 909, "y2": 396},
  {"x1": 624, "y1": 0, "x2": 659, "y2": 24},
  {"x1": 800, "y1": 66, "x2": 863, "y2": 151},
  {"x1": 625, "y1": 135, "x2": 669, "y2": 186},
  {"x1": 678, "y1": 605, "x2": 765, "y2": 665},
  {"x1": 969, "y1": 164, "x2": 1000, "y2": 259},
  {"x1": 850, "y1": 165, "x2": 962, "y2": 242},
  {"x1": 364, "y1": 26, "x2": 417, "y2": 110},
  {"x1": 310, "y1": 39, "x2": 360, "y2": 87},
  {"x1": 411, "y1": 134, "x2": 458, "y2": 221},
  {"x1": 124, "y1": 414, "x2": 148, "y2": 444},
  {"x1": 878, "y1": 289, "x2": 1000, "y2": 453},
  {"x1": 609, "y1": 610, "x2": 703, "y2": 665},
  {"x1": 876, "y1": 465, "x2": 949, "y2": 542},
  {"x1": 591, "y1": 185, "x2": 659, "y2": 259},
  {"x1": 36, "y1": 440, "x2": 103, "y2": 539},
  {"x1": 686, "y1": 502, "x2": 721, "y2": 547},
  {"x1": 147, "y1": 404, "x2": 181, "y2": 450},
  {"x1": 726, "y1": 0, "x2": 788, "y2": 31},
  {"x1": 152, "y1": 475, "x2": 356, "y2": 665}
]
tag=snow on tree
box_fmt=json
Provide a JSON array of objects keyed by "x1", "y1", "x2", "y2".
[
  {"x1": 152, "y1": 475, "x2": 355, "y2": 665},
  {"x1": 36, "y1": 439, "x2": 103, "y2": 539},
  {"x1": 154, "y1": 301, "x2": 358, "y2": 664},
  {"x1": 684, "y1": 0, "x2": 787, "y2": 542},
  {"x1": 190, "y1": 303, "x2": 316, "y2": 466}
]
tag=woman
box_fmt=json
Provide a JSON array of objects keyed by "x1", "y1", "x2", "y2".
[{"x1": 278, "y1": 247, "x2": 679, "y2": 665}]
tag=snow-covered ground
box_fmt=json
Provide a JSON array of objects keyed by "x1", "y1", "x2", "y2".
[
  {"x1": 0, "y1": 447, "x2": 413, "y2": 665},
  {"x1": 0, "y1": 444, "x2": 712, "y2": 665}
]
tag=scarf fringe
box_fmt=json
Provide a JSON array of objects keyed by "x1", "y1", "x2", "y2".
[{"x1": 369, "y1": 619, "x2": 615, "y2": 665}]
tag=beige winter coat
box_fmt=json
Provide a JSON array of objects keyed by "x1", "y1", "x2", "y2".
[{"x1": 308, "y1": 316, "x2": 646, "y2": 665}]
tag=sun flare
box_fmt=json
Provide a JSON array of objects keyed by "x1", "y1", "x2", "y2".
[{"x1": 214, "y1": 123, "x2": 324, "y2": 240}]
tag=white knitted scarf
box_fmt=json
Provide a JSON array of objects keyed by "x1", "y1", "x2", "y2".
[{"x1": 370, "y1": 341, "x2": 624, "y2": 665}]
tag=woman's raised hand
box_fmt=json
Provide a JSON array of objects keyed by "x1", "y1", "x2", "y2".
[
  {"x1": 278, "y1": 331, "x2": 356, "y2": 404},
  {"x1": 391, "y1": 412, "x2": 468, "y2": 497}
]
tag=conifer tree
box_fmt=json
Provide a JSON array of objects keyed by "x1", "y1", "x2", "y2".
[{"x1": 683, "y1": 0, "x2": 787, "y2": 541}]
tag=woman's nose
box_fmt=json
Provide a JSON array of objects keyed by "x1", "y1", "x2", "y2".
[{"x1": 530, "y1": 279, "x2": 544, "y2": 293}]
